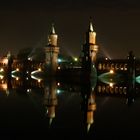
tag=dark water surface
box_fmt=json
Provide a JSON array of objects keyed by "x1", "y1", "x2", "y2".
[{"x1": 0, "y1": 78, "x2": 140, "y2": 139}]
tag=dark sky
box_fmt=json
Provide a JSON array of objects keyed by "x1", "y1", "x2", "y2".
[{"x1": 0, "y1": 0, "x2": 140, "y2": 58}]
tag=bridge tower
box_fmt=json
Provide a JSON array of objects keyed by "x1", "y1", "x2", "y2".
[
  {"x1": 82, "y1": 19, "x2": 99, "y2": 65},
  {"x1": 44, "y1": 24, "x2": 59, "y2": 76},
  {"x1": 81, "y1": 19, "x2": 99, "y2": 79}
]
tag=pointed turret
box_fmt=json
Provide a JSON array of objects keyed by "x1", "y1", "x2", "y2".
[
  {"x1": 87, "y1": 19, "x2": 96, "y2": 44},
  {"x1": 50, "y1": 23, "x2": 56, "y2": 34},
  {"x1": 89, "y1": 21, "x2": 94, "y2": 32}
]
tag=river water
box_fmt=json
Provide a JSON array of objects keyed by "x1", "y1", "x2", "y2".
[{"x1": 0, "y1": 77, "x2": 139, "y2": 139}]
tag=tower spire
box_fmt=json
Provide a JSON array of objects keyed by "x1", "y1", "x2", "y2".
[
  {"x1": 51, "y1": 23, "x2": 56, "y2": 34},
  {"x1": 89, "y1": 17, "x2": 94, "y2": 32}
]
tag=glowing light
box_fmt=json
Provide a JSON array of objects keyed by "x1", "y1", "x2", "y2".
[
  {"x1": 74, "y1": 57, "x2": 78, "y2": 62},
  {"x1": 58, "y1": 59, "x2": 62, "y2": 63},
  {"x1": 57, "y1": 82, "x2": 60, "y2": 86},
  {"x1": 57, "y1": 66, "x2": 61, "y2": 70},
  {"x1": 31, "y1": 69, "x2": 43, "y2": 75},
  {"x1": 109, "y1": 83, "x2": 114, "y2": 87},
  {"x1": 11, "y1": 74, "x2": 20, "y2": 80},
  {"x1": 28, "y1": 57, "x2": 32, "y2": 61},
  {"x1": 16, "y1": 77, "x2": 19, "y2": 81},
  {"x1": 38, "y1": 68, "x2": 41, "y2": 71},
  {"x1": 38, "y1": 79, "x2": 41, "y2": 83},
  {"x1": 57, "y1": 89, "x2": 61, "y2": 94},
  {"x1": 0, "y1": 68, "x2": 4, "y2": 72},
  {"x1": 98, "y1": 72, "x2": 123, "y2": 85},
  {"x1": 90, "y1": 22, "x2": 94, "y2": 32},
  {"x1": 0, "y1": 75, "x2": 4, "y2": 79},
  {"x1": 2, "y1": 58, "x2": 8, "y2": 65},
  {"x1": 136, "y1": 76, "x2": 140, "y2": 84},
  {"x1": 27, "y1": 89, "x2": 31, "y2": 93},
  {"x1": 110, "y1": 69, "x2": 114, "y2": 74},
  {"x1": 1, "y1": 83, "x2": 7, "y2": 90},
  {"x1": 31, "y1": 75, "x2": 42, "y2": 81},
  {"x1": 16, "y1": 68, "x2": 19, "y2": 71}
]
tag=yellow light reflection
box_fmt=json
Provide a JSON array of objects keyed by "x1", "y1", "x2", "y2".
[
  {"x1": 38, "y1": 79, "x2": 41, "y2": 83},
  {"x1": 0, "y1": 75, "x2": 4, "y2": 79},
  {"x1": 1, "y1": 83, "x2": 7, "y2": 90},
  {"x1": 109, "y1": 83, "x2": 114, "y2": 87},
  {"x1": 2, "y1": 58, "x2": 8, "y2": 65}
]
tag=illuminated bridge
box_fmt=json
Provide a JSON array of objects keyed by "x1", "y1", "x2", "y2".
[
  {"x1": 96, "y1": 58, "x2": 128, "y2": 74},
  {"x1": 96, "y1": 56, "x2": 140, "y2": 77}
]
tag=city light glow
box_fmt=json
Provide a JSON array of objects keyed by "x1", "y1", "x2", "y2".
[
  {"x1": 57, "y1": 82, "x2": 60, "y2": 86},
  {"x1": 110, "y1": 69, "x2": 114, "y2": 74},
  {"x1": 57, "y1": 66, "x2": 61, "y2": 70},
  {"x1": 0, "y1": 68, "x2": 4, "y2": 72},
  {"x1": 16, "y1": 68, "x2": 19, "y2": 71},
  {"x1": 74, "y1": 57, "x2": 78, "y2": 62},
  {"x1": 38, "y1": 68, "x2": 42, "y2": 71},
  {"x1": 16, "y1": 77, "x2": 19, "y2": 81},
  {"x1": 57, "y1": 89, "x2": 61, "y2": 94},
  {"x1": 0, "y1": 75, "x2": 4, "y2": 79},
  {"x1": 57, "y1": 58, "x2": 62, "y2": 63}
]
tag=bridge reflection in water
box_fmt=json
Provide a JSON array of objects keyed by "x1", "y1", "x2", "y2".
[{"x1": 0, "y1": 70, "x2": 139, "y2": 138}]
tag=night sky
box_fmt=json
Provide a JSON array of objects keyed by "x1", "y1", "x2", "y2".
[{"x1": 0, "y1": 0, "x2": 140, "y2": 58}]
